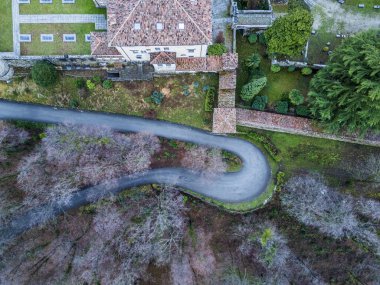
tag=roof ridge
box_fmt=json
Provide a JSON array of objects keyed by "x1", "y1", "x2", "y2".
[{"x1": 173, "y1": 0, "x2": 212, "y2": 44}]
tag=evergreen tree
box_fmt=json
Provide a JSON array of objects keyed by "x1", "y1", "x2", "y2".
[
  {"x1": 240, "y1": 77, "x2": 267, "y2": 102},
  {"x1": 245, "y1": 53, "x2": 261, "y2": 69},
  {"x1": 308, "y1": 30, "x2": 380, "y2": 135}
]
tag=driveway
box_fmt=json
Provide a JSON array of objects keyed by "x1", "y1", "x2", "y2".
[{"x1": 0, "y1": 100, "x2": 271, "y2": 244}]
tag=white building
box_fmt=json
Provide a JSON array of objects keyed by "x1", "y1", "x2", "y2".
[{"x1": 91, "y1": 0, "x2": 213, "y2": 72}]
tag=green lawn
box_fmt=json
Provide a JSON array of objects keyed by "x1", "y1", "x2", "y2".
[
  {"x1": 307, "y1": 31, "x2": 343, "y2": 65},
  {"x1": 0, "y1": 0, "x2": 14, "y2": 52},
  {"x1": 236, "y1": 33, "x2": 311, "y2": 107},
  {"x1": 20, "y1": 23, "x2": 95, "y2": 55},
  {"x1": 19, "y1": 0, "x2": 106, "y2": 14}
]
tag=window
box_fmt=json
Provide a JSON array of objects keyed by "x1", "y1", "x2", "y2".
[
  {"x1": 164, "y1": 47, "x2": 169, "y2": 51},
  {"x1": 134, "y1": 23, "x2": 141, "y2": 30},
  {"x1": 180, "y1": 54, "x2": 186, "y2": 57},
  {"x1": 40, "y1": 34, "x2": 53, "y2": 42},
  {"x1": 189, "y1": 56, "x2": 194, "y2": 58},
  {"x1": 18, "y1": 0, "x2": 30, "y2": 3},
  {"x1": 166, "y1": 64, "x2": 171, "y2": 67},
  {"x1": 132, "y1": 50, "x2": 139, "y2": 54},
  {"x1": 62, "y1": 0, "x2": 75, "y2": 3},
  {"x1": 155, "y1": 47, "x2": 161, "y2": 51},
  {"x1": 146, "y1": 49, "x2": 151, "y2": 51},
  {"x1": 19, "y1": 34, "x2": 31, "y2": 42},
  {"x1": 40, "y1": 0, "x2": 52, "y2": 3},
  {"x1": 63, "y1": 34, "x2": 76, "y2": 42},
  {"x1": 187, "y1": 49, "x2": 195, "y2": 53},
  {"x1": 85, "y1": 34, "x2": 91, "y2": 42},
  {"x1": 136, "y1": 55, "x2": 142, "y2": 59},
  {"x1": 178, "y1": 23, "x2": 185, "y2": 30},
  {"x1": 156, "y1": 23, "x2": 163, "y2": 30},
  {"x1": 158, "y1": 64, "x2": 163, "y2": 67}
]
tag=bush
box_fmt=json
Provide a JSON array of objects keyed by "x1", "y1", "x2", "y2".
[
  {"x1": 102, "y1": 80, "x2": 113, "y2": 89},
  {"x1": 252, "y1": 95, "x2": 268, "y2": 111},
  {"x1": 204, "y1": 87, "x2": 215, "y2": 112},
  {"x1": 151, "y1": 90, "x2": 164, "y2": 105},
  {"x1": 301, "y1": 67, "x2": 313, "y2": 75},
  {"x1": 248, "y1": 33, "x2": 258, "y2": 44},
  {"x1": 31, "y1": 61, "x2": 58, "y2": 88},
  {"x1": 295, "y1": 105, "x2": 310, "y2": 117},
  {"x1": 216, "y1": 31, "x2": 225, "y2": 44},
  {"x1": 245, "y1": 53, "x2": 261, "y2": 69},
  {"x1": 240, "y1": 77, "x2": 267, "y2": 102},
  {"x1": 288, "y1": 66, "x2": 296, "y2": 72},
  {"x1": 288, "y1": 89, "x2": 304, "y2": 105},
  {"x1": 75, "y1": 78, "x2": 86, "y2": 89},
  {"x1": 271, "y1": 65, "x2": 281, "y2": 73},
  {"x1": 242, "y1": 131, "x2": 281, "y2": 162},
  {"x1": 275, "y1": 101, "x2": 289, "y2": 114},
  {"x1": 92, "y1": 76, "x2": 102, "y2": 85},
  {"x1": 258, "y1": 33, "x2": 266, "y2": 45},
  {"x1": 322, "y1": 46, "x2": 329, "y2": 52},
  {"x1": 207, "y1": 43, "x2": 227, "y2": 56},
  {"x1": 86, "y1": 80, "x2": 96, "y2": 91}
]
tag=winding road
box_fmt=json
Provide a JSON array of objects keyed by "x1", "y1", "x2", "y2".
[{"x1": 0, "y1": 100, "x2": 271, "y2": 245}]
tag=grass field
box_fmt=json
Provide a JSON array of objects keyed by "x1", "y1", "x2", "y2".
[
  {"x1": 0, "y1": 73, "x2": 218, "y2": 130},
  {"x1": 0, "y1": 0, "x2": 14, "y2": 52},
  {"x1": 20, "y1": 23, "x2": 95, "y2": 55},
  {"x1": 19, "y1": 0, "x2": 106, "y2": 14},
  {"x1": 236, "y1": 33, "x2": 311, "y2": 107},
  {"x1": 307, "y1": 31, "x2": 343, "y2": 64}
]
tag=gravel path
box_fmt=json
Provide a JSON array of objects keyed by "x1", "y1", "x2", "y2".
[{"x1": 0, "y1": 100, "x2": 271, "y2": 245}]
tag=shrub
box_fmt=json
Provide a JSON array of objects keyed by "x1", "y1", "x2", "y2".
[
  {"x1": 248, "y1": 33, "x2": 258, "y2": 44},
  {"x1": 301, "y1": 67, "x2": 313, "y2": 75},
  {"x1": 92, "y1": 76, "x2": 102, "y2": 85},
  {"x1": 240, "y1": 77, "x2": 267, "y2": 102},
  {"x1": 216, "y1": 31, "x2": 225, "y2": 44},
  {"x1": 86, "y1": 80, "x2": 96, "y2": 91},
  {"x1": 288, "y1": 89, "x2": 304, "y2": 105},
  {"x1": 31, "y1": 61, "x2": 58, "y2": 88},
  {"x1": 204, "y1": 87, "x2": 215, "y2": 112},
  {"x1": 275, "y1": 101, "x2": 289, "y2": 114},
  {"x1": 102, "y1": 80, "x2": 113, "y2": 89},
  {"x1": 252, "y1": 95, "x2": 268, "y2": 111},
  {"x1": 271, "y1": 64, "x2": 281, "y2": 73},
  {"x1": 242, "y1": 131, "x2": 281, "y2": 162},
  {"x1": 322, "y1": 46, "x2": 329, "y2": 52},
  {"x1": 288, "y1": 66, "x2": 296, "y2": 72},
  {"x1": 75, "y1": 78, "x2": 86, "y2": 89},
  {"x1": 295, "y1": 105, "x2": 310, "y2": 117},
  {"x1": 245, "y1": 53, "x2": 261, "y2": 69},
  {"x1": 258, "y1": 33, "x2": 266, "y2": 45},
  {"x1": 151, "y1": 90, "x2": 164, "y2": 105},
  {"x1": 207, "y1": 43, "x2": 227, "y2": 56}
]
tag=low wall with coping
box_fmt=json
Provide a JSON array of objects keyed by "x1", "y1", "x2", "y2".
[{"x1": 236, "y1": 108, "x2": 380, "y2": 147}]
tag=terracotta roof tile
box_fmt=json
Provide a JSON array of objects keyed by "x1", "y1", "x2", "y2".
[
  {"x1": 150, "y1": 52, "x2": 176, "y2": 64},
  {"x1": 213, "y1": 108, "x2": 236, "y2": 133},
  {"x1": 222, "y1": 53, "x2": 238, "y2": 70},
  {"x1": 219, "y1": 71, "x2": 236, "y2": 90},
  {"x1": 107, "y1": 0, "x2": 212, "y2": 47},
  {"x1": 91, "y1": 32, "x2": 122, "y2": 57}
]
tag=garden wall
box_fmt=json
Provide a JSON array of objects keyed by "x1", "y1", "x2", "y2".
[{"x1": 236, "y1": 109, "x2": 380, "y2": 146}]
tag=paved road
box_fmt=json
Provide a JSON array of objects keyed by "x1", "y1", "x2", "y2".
[{"x1": 0, "y1": 100, "x2": 271, "y2": 244}]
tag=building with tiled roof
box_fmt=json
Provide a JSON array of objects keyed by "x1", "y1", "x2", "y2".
[{"x1": 91, "y1": 0, "x2": 213, "y2": 72}]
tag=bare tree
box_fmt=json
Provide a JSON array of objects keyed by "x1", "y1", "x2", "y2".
[
  {"x1": 17, "y1": 124, "x2": 160, "y2": 209},
  {"x1": 181, "y1": 146, "x2": 227, "y2": 178},
  {"x1": 343, "y1": 152, "x2": 380, "y2": 182},
  {"x1": 0, "y1": 121, "x2": 29, "y2": 162}
]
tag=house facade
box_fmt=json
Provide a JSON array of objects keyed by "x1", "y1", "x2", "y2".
[{"x1": 91, "y1": 0, "x2": 213, "y2": 72}]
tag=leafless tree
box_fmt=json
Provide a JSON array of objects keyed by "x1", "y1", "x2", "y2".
[
  {"x1": 344, "y1": 152, "x2": 380, "y2": 182},
  {"x1": 282, "y1": 174, "x2": 380, "y2": 256},
  {"x1": 17, "y1": 124, "x2": 160, "y2": 209},
  {"x1": 0, "y1": 121, "x2": 29, "y2": 162},
  {"x1": 181, "y1": 146, "x2": 227, "y2": 179}
]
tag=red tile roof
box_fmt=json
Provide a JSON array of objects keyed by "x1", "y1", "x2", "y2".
[
  {"x1": 91, "y1": 32, "x2": 122, "y2": 57},
  {"x1": 150, "y1": 52, "x2": 176, "y2": 64},
  {"x1": 107, "y1": 0, "x2": 212, "y2": 47}
]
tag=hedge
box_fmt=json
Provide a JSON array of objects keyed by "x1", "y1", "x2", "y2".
[{"x1": 204, "y1": 87, "x2": 216, "y2": 112}]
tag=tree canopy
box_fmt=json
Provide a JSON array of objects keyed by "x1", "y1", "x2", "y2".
[
  {"x1": 308, "y1": 30, "x2": 380, "y2": 135},
  {"x1": 240, "y1": 77, "x2": 267, "y2": 102},
  {"x1": 31, "y1": 60, "x2": 58, "y2": 88},
  {"x1": 265, "y1": 9, "x2": 313, "y2": 57}
]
